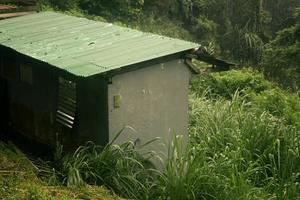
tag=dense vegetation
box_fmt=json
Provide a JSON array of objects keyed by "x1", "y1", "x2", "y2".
[
  {"x1": 261, "y1": 8, "x2": 300, "y2": 89},
  {"x1": 0, "y1": 142, "x2": 122, "y2": 200}
]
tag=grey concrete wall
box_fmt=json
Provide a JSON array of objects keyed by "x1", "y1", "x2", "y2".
[{"x1": 108, "y1": 59, "x2": 191, "y2": 166}]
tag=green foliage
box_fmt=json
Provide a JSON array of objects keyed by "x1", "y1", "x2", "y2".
[
  {"x1": 191, "y1": 69, "x2": 300, "y2": 128},
  {"x1": 158, "y1": 136, "x2": 201, "y2": 200},
  {"x1": 0, "y1": 142, "x2": 122, "y2": 200},
  {"x1": 223, "y1": 27, "x2": 264, "y2": 64},
  {"x1": 189, "y1": 93, "x2": 300, "y2": 199},
  {"x1": 157, "y1": 136, "x2": 236, "y2": 200},
  {"x1": 59, "y1": 138, "x2": 159, "y2": 199},
  {"x1": 42, "y1": 0, "x2": 79, "y2": 10},
  {"x1": 138, "y1": 15, "x2": 195, "y2": 41},
  {"x1": 261, "y1": 7, "x2": 300, "y2": 89},
  {"x1": 79, "y1": 0, "x2": 144, "y2": 22},
  {"x1": 250, "y1": 89, "x2": 300, "y2": 127},
  {"x1": 191, "y1": 69, "x2": 273, "y2": 99},
  {"x1": 190, "y1": 15, "x2": 218, "y2": 42}
]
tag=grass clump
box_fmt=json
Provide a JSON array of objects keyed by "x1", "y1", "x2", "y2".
[
  {"x1": 0, "y1": 142, "x2": 122, "y2": 200},
  {"x1": 57, "y1": 134, "x2": 160, "y2": 199},
  {"x1": 189, "y1": 92, "x2": 300, "y2": 199}
]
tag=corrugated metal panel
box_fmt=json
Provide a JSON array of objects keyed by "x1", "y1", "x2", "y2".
[{"x1": 0, "y1": 12, "x2": 199, "y2": 77}]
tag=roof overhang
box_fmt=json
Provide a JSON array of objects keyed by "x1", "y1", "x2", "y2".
[{"x1": 0, "y1": 12, "x2": 199, "y2": 77}]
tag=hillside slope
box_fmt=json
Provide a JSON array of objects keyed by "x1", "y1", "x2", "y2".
[{"x1": 0, "y1": 142, "x2": 122, "y2": 200}]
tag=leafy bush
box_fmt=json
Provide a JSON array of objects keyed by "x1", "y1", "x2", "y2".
[
  {"x1": 42, "y1": 0, "x2": 80, "y2": 10},
  {"x1": 191, "y1": 69, "x2": 273, "y2": 99},
  {"x1": 189, "y1": 15, "x2": 218, "y2": 42},
  {"x1": 261, "y1": 7, "x2": 300, "y2": 90},
  {"x1": 250, "y1": 89, "x2": 300, "y2": 127},
  {"x1": 191, "y1": 69, "x2": 300, "y2": 128},
  {"x1": 79, "y1": 0, "x2": 144, "y2": 21},
  {"x1": 139, "y1": 14, "x2": 195, "y2": 41}
]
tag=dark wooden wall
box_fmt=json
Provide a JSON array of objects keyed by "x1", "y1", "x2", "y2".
[
  {"x1": 76, "y1": 76, "x2": 109, "y2": 147},
  {"x1": 0, "y1": 46, "x2": 109, "y2": 149},
  {"x1": 0, "y1": 49, "x2": 57, "y2": 145}
]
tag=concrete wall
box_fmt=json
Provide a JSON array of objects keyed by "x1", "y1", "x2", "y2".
[{"x1": 108, "y1": 59, "x2": 191, "y2": 165}]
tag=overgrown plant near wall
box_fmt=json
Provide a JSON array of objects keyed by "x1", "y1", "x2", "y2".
[
  {"x1": 53, "y1": 70, "x2": 300, "y2": 200},
  {"x1": 57, "y1": 94, "x2": 300, "y2": 199},
  {"x1": 56, "y1": 130, "x2": 161, "y2": 199},
  {"x1": 189, "y1": 93, "x2": 300, "y2": 199},
  {"x1": 0, "y1": 142, "x2": 121, "y2": 200}
]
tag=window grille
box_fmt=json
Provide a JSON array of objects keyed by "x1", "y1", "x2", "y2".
[{"x1": 56, "y1": 77, "x2": 76, "y2": 129}]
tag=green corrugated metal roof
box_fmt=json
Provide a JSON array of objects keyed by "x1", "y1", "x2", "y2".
[{"x1": 0, "y1": 12, "x2": 199, "y2": 77}]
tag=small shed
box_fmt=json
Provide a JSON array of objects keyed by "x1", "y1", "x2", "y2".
[{"x1": 0, "y1": 12, "x2": 199, "y2": 156}]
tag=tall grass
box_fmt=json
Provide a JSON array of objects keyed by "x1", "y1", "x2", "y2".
[
  {"x1": 57, "y1": 79, "x2": 300, "y2": 199},
  {"x1": 189, "y1": 92, "x2": 300, "y2": 199},
  {"x1": 58, "y1": 130, "x2": 161, "y2": 199}
]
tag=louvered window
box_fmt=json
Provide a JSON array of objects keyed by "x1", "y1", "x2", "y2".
[{"x1": 56, "y1": 77, "x2": 77, "y2": 129}]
